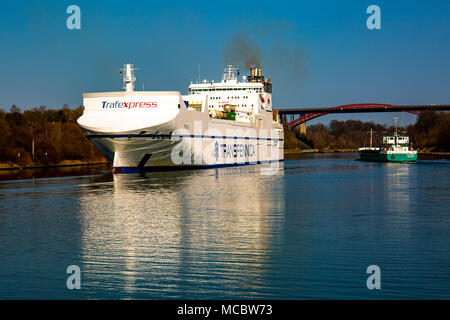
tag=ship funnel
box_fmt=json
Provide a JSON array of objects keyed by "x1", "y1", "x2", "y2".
[
  {"x1": 249, "y1": 65, "x2": 264, "y2": 83},
  {"x1": 250, "y1": 65, "x2": 258, "y2": 77},
  {"x1": 121, "y1": 62, "x2": 137, "y2": 92}
]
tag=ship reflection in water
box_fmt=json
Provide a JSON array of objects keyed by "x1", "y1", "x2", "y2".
[
  {"x1": 385, "y1": 164, "x2": 414, "y2": 213},
  {"x1": 78, "y1": 165, "x2": 285, "y2": 298}
]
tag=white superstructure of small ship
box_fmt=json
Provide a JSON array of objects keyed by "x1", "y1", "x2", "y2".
[{"x1": 77, "y1": 63, "x2": 284, "y2": 173}]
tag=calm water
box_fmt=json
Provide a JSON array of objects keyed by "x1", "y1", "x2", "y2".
[{"x1": 0, "y1": 153, "x2": 449, "y2": 299}]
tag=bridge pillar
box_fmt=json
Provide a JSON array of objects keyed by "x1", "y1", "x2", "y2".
[{"x1": 299, "y1": 122, "x2": 306, "y2": 136}]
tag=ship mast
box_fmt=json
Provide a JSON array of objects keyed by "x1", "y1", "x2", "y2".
[
  {"x1": 222, "y1": 64, "x2": 238, "y2": 83},
  {"x1": 393, "y1": 116, "x2": 398, "y2": 136},
  {"x1": 121, "y1": 61, "x2": 137, "y2": 92},
  {"x1": 393, "y1": 116, "x2": 399, "y2": 147}
]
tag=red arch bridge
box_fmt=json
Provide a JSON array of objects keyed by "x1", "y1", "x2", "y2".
[{"x1": 274, "y1": 104, "x2": 450, "y2": 129}]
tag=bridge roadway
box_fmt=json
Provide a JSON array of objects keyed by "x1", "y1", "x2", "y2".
[{"x1": 273, "y1": 104, "x2": 450, "y2": 129}]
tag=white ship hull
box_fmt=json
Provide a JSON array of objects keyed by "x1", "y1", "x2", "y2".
[
  {"x1": 78, "y1": 64, "x2": 284, "y2": 173},
  {"x1": 78, "y1": 92, "x2": 283, "y2": 173}
]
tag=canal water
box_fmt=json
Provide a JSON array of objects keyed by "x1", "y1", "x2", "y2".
[{"x1": 0, "y1": 153, "x2": 449, "y2": 299}]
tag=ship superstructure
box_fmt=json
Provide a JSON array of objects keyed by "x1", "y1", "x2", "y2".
[
  {"x1": 186, "y1": 65, "x2": 273, "y2": 123},
  {"x1": 77, "y1": 63, "x2": 284, "y2": 173}
]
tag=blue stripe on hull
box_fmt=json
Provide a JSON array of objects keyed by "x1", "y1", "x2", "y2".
[
  {"x1": 113, "y1": 160, "x2": 284, "y2": 174},
  {"x1": 87, "y1": 134, "x2": 283, "y2": 142}
]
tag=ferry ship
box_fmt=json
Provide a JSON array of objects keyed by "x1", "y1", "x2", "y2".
[
  {"x1": 358, "y1": 121, "x2": 417, "y2": 162},
  {"x1": 77, "y1": 63, "x2": 284, "y2": 173}
]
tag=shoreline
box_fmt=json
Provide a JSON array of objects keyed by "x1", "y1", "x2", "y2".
[
  {"x1": 0, "y1": 161, "x2": 110, "y2": 171},
  {"x1": 284, "y1": 148, "x2": 358, "y2": 154}
]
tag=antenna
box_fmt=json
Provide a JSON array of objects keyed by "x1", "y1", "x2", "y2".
[{"x1": 198, "y1": 64, "x2": 200, "y2": 84}]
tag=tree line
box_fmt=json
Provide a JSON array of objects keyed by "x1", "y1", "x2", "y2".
[
  {"x1": 285, "y1": 111, "x2": 450, "y2": 152},
  {"x1": 0, "y1": 105, "x2": 105, "y2": 167},
  {"x1": 1, "y1": 106, "x2": 448, "y2": 167}
]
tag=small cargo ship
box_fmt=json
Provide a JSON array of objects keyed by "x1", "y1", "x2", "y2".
[{"x1": 358, "y1": 121, "x2": 417, "y2": 162}]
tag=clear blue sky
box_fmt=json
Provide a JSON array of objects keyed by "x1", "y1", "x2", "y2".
[{"x1": 0, "y1": 0, "x2": 449, "y2": 126}]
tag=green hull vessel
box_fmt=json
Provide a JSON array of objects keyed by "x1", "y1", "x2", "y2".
[
  {"x1": 358, "y1": 127, "x2": 417, "y2": 163},
  {"x1": 359, "y1": 150, "x2": 417, "y2": 162}
]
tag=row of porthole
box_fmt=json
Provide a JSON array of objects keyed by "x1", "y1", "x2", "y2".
[
  {"x1": 208, "y1": 104, "x2": 254, "y2": 109},
  {"x1": 210, "y1": 96, "x2": 249, "y2": 100}
]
